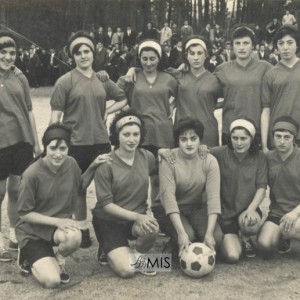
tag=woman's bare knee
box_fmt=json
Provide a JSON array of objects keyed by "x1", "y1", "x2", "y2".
[
  {"x1": 114, "y1": 265, "x2": 135, "y2": 278},
  {"x1": 32, "y1": 259, "x2": 61, "y2": 289},
  {"x1": 55, "y1": 228, "x2": 81, "y2": 252},
  {"x1": 41, "y1": 274, "x2": 61, "y2": 289}
]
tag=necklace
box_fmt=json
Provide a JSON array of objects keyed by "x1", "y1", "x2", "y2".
[{"x1": 144, "y1": 71, "x2": 157, "y2": 89}]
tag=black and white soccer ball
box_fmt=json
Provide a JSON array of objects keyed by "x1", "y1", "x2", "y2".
[{"x1": 180, "y1": 242, "x2": 215, "y2": 278}]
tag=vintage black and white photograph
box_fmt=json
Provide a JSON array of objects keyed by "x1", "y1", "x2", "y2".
[{"x1": 0, "y1": 0, "x2": 300, "y2": 299}]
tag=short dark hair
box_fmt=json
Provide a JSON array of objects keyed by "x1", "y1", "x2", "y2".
[
  {"x1": 67, "y1": 30, "x2": 95, "y2": 57},
  {"x1": 227, "y1": 119, "x2": 260, "y2": 154},
  {"x1": 109, "y1": 109, "x2": 146, "y2": 149},
  {"x1": 0, "y1": 31, "x2": 16, "y2": 50},
  {"x1": 174, "y1": 118, "x2": 204, "y2": 147},
  {"x1": 231, "y1": 24, "x2": 256, "y2": 45},
  {"x1": 273, "y1": 25, "x2": 300, "y2": 48}
]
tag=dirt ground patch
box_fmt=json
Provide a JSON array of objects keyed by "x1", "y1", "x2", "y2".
[{"x1": 1, "y1": 87, "x2": 300, "y2": 300}]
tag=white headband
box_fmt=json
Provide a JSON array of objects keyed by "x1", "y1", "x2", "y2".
[
  {"x1": 0, "y1": 36, "x2": 16, "y2": 46},
  {"x1": 230, "y1": 119, "x2": 256, "y2": 138},
  {"x1": 69, "y1": 37, "x2": 95, "y2": 55},
  {"x1": 185, "y1": 38, "x2": 207, "y2": 53},
  {"x1": 116, "y1": 116, "x2": 142, "y2": 130},
  {"x1": 138, "y1": 40, "x2": 162, "y2": 59}
]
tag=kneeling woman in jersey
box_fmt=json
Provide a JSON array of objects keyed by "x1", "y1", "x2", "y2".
[
  {"x1": 210, "y1": 118, "x2": 268, "y2": 262},
  {"x1": 92, "y1": 110, "x2": 159, "y2": 278},
  {"x1": 16, "y1": 123, "x2": 108, "y2": 288},
  {"x1": 153, "y1": 118, "x2": 222, "y2": 257}
]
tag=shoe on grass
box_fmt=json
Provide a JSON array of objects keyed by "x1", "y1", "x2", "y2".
[
  {"x1": 80, "y1": 229, "x2": 92, "y2": 248},
  {"x1": 97, "y1": 246, "x2": 108, "y2": 266},
  {"x1": 59, "y1": 264, "x2": 70, "y2": 284},
  {"x1": 138, "y1": 268, "x2": 157, "y2": 276},
  {"x1": 278, "y1": 238, "x2": 291, "y2": 254},
  {"x1": 243, "y1": 239, "x2": 256, "y2": 258},
  {"x1": 133, "y1": 250, "x2": 157, "y2": 276},
  {"x1": 17, "y1": 248, "x2": 31, "y2": 275},
  {"x1": 9, "y1": 240, "x2": 18, "y2": 251},
  {"x1": 0, "y1": 245, "x2": 13, "y2": 262}
]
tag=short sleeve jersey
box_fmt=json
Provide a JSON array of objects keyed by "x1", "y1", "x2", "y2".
[
  {"x1": 118, "y1": 71, "x2": 177, "y2": 148},
  {"x1": 159, "y1": 149, "x2": 221, "y2": 215},
  {"x1": 51, "y1": 69, "x2": 126, "y2": 145},
  {"x1": 16, "y1": 156, "x2": 82, "y2": 248},
  {"x1": 267, "y1": 147, "x2": 300, "y2": 217},
  {"x1": 262, "y1": 60, "x2": 300, "y2": 146},
  {"x1": 214, "y1": 59, "x2": 272, "y2": 135},
  {"x1": 167, "y1": 68, "x2": 222, "y2": 147},
  {"x1": 0, "y1": 71, "x2": 34, "y2": 149},
  {"x1": 210, "y1": 146, "x2": 268, "y2": 220},
  {"x1": 92, "y1": 148, "x2": 156, "y2": 220}
]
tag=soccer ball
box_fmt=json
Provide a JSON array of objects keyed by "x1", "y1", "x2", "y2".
[{"x1": 180, "y1": 243, "x2": 215, "y2": 278}]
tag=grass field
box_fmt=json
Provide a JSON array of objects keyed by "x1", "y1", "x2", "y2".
[{"x1": 1, "y1": 87, "x2": 300, "y2": 300}]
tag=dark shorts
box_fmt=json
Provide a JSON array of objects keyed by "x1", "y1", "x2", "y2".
[
  {"x1": 266, "y1": 214, "x2": 281, "y2": 226},
  {"x1": 220, "y1": 207, "x2": 263, "y2": 235},
  {"x1": 152, "y1": 205, "x2": 208, "y2": 242},
  {"x1": 92, "y1": 216, "x2": 136, "y2": 254},
  {"x1": 69, "y1": 143, "x2": 111, "y2": 173},
  {"x1": 0, "y1": 142, "x2": 33, "y2": 180},
  {"x1": 20, "y1": 239, "x2": 56, "y2": 267}
]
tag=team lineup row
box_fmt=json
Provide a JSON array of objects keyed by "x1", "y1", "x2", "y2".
[{"x1": 0, "y1": 23, "x2": 299, "y2": 288}]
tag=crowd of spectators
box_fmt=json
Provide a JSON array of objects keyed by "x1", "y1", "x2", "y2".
[{"x1": 15, "y1": 10, "x2": 298, "y2": 87}]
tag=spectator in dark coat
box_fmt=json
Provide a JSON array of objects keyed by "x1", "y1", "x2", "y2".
[
  {"x1": 94, "y1": 42, "x2": 109, "y2": 72},
  {"x1": 169, "y1": 40, "x2": 183, "y2": 68},
  {"x1": 123, "y1": 26, "x2": 137, "y2": 49}
]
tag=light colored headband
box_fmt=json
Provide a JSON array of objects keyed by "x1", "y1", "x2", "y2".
[
  {"x1": 116, "y1": 116, "x2": 142, "y2": 130},
  {"x1": 273, "y1": 121, "x2": 298, "y2": 136},
  {"x1": 138, "y1": 40, "x2": 162, "y2": 59},
  {"x1": 230, "y1": 119, "x2": 256, "y2": 138},
  {"x1": 185, "y1": 38, "x2": 207, "y2": 53},
  {"x1": 0, "y1": 36, "x2": 16, "y2": 46},
  {"x1": 69, "y1": 37, "x2": 95, "y2": 55}
]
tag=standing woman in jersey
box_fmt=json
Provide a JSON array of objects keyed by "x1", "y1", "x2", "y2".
[
  {"x1": 261, "y1": 25, "x2": 300, "y2": 151},
  {"x1": 126, "y1": 36, "x2": 222, "y2": 147},
  {"x1": 92, "y1": 110, "x2": 159, "y2": 278},
  {"x1": 0, "y1": 31, "x2": 40, "y2": 262},
  {"x1": 214, "y1": 25, "x2": 272, "y2": 145},
  {"x1": 210, "y1": 119, "x2": 267, "y2": 262},
  {"x1": 50, "y1": 31, "x2": 127, "y2": 247},
  {"x1": 169, "y1": 36, "x2": 222, "y2": 147},
  {"x1": 117, "y1": 39, "x2": 178, "y2": 200}
]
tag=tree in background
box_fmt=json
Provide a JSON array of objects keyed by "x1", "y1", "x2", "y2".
[{"x1": 0, "y1": 0, "x2": 296, "y2": 50}]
